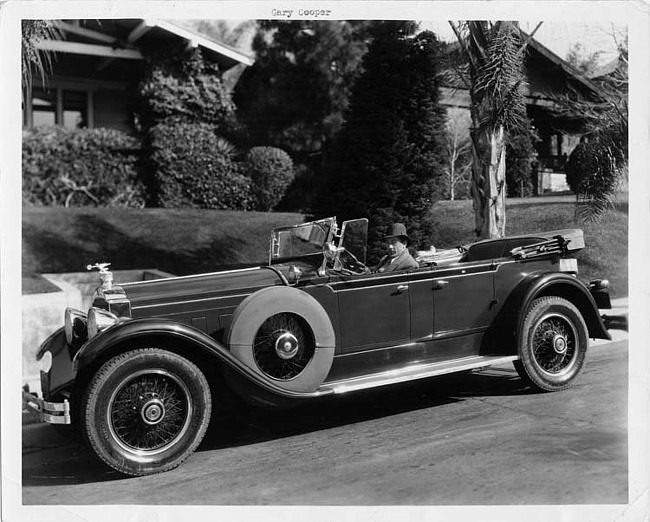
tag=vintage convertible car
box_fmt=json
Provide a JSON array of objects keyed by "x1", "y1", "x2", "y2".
[{"x1": 23, "y1": 217, "x2": 614, "y2": 476}]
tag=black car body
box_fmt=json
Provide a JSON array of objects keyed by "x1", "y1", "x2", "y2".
[{"x1": 23, "y1": 217, "x2": 613, "y2": 476}]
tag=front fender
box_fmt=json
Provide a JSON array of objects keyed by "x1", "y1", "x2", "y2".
[
  {"x1": 73, "y1": 318, "x2": 333, "y2": 400},
  {"x1": 39, "y1": 327, "x2": 77, "y2": 400},
  {"x1": 496, "y1": 272, "x2": 610, "y2": 346}
]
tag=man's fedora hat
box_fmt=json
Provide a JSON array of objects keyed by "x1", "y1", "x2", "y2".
[{"x1": 384, "y1": 223, "x2": 410, "y2": 244}]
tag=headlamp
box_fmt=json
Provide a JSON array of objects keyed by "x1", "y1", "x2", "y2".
[
  {"x1": 87, "y1": 307, "x2": 119, "y2": 339},
  {"x1": 37, "y1": 350, "x2": 53, "y2": 373},
  {"x1": 65, "y1": 308, "x2": 88, "y2": 345}
]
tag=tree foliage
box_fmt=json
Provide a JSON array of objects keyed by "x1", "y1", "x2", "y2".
[
  {"x1": 234, "y1": 20, "x2": 371, "y2": 163},
  {"x1": 444, "y1": 108, "x2": 472, "y2": 200},
  {"x1": 21, "y1": 20, "x2": 61, "y2": 97},
  {"x1": 565, "y1": 42, "x2": 601, "y2": 77},
  {"x1": 559, "y1": 36, "x2": 628, "y2": 220},
  {"x1": 313, "y1": 21, "x2": 447, "y2": 261}
]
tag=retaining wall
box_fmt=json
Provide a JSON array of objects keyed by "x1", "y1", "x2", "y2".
[{"x1": 22, "y1": 269, "x2": 172, "y2": 395}]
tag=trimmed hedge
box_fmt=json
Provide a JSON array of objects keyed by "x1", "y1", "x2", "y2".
[
  {"x1": 243, "y1": 146, "x2": 295, "y2": 211},
  {"x1": 149, "y1": 123, "x2": 253, "y2": 210},
  {"x1": 22, "y1": 127, "x2": 145, "y2": 207},
  {"x1": 137, "y1": 68, "x2": 238, "y2": 132}
]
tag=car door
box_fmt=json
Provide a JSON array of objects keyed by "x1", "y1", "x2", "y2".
[
  {"x1": 430, "y1": 260, "x2": 496, "y2": 338},
  {"x1": 408, "y1": 260, "x2": 496, "y2": 343},
  {"x1": 333, "y1": 271, "x2": 411, "y2": 354}
]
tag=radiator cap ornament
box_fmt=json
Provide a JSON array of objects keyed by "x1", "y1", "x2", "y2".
[{"x1": 87, "y1": 262, "x2": 113, "y2": 290}]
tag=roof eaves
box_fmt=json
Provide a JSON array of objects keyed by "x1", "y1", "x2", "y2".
[
  {"x1": 523, "y1": 33, "x2": 601, "y2": 95},
  {"x1": 155, "y1": 19, "x2": 254, "y2": 66}
]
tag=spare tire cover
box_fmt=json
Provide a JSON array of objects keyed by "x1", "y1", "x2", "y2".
[{"x1": 226, "y1": 286, "x2": 335, "y2": 393}]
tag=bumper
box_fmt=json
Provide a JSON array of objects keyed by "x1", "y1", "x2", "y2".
[
  {"x1": 601, "y1": 313, "x2": 628, "y2": 331},
  {"x1": 22, "y1": 390, "x2": 71, "y2": 425}
]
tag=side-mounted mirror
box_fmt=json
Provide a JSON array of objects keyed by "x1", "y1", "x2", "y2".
[{"x1": 287, "y1": 265, "x2": 302, "y2": 284}]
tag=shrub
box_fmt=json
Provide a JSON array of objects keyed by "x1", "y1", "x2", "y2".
[
  {"x1": 275, "y1": 163, "x2": 317, "y2": 212},
  {"x1": 138, "y1": 68, "x2": 239, "y2": 133},
  {"x1": 22, "y1": 127, "x2": 145, "y2": 207},
  {"x1": 565, "y1": 141, "x2": 588, "y2": 194},
  {"x1": 136, "y1": 46, "x2": 239, "y2": 135},
  {"x1": 506, "y1": 119, "x2": 538, "y2": 198},
  {"x1": 148, "y1": 123, "x2": 253, "y2": 210},
  {"x1": 243, "y1": 147, "x2": 295, "y2": 211}
]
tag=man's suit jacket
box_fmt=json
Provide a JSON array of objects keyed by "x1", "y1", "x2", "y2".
[{"x1": 375, "y1": 249, "x2": 419, "y2": 273}]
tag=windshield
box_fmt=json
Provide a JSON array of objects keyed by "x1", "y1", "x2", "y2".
[
  {"x1": 270, "y1": 218, "x2": 336, "y2": 263},
  {"x1": 340, "y1": 218, "x2": 368, "y2": 265}
]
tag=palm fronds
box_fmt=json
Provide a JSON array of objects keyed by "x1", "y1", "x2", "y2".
[{"x1": 22, "y1": 20, "x2": 61, "y2": 95}]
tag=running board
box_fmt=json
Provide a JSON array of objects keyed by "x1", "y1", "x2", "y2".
[{"x1": 320, "y1": 355, "x2": 519, "y2": 395}]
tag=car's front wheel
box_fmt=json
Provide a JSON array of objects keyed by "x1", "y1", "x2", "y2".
[
  {"x1": 514, "y1": 296, "x2": 589, "y2": 392},
  {"x1": 80, "y1": 348, "x2": 211, "y2": 476}
]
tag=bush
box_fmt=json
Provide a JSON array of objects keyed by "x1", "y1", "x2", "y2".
[
  {"x1": 243, "y1": 147, "x2": 295, "y2": 211},
  {"x1": 506, "y1": 120, "x2": 538, "y2": 198},
  {"x1": 22, "y1": 127, "x2": 145, "y2": 207},
  {"x1": 565, "y1": 142, "x2": 587, "y2": 194},
  {"x1": 148, "y1": 123, "x2": 253, "y2": 210},
  {"x1": 136, "y1": 47, "x2": 239, "y2": 135}
]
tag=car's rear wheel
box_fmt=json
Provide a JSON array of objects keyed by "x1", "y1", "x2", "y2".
[
  {"x1": 80, "y1": 348, "x2": 211, "y2": 476},
  {"x1": 514, "y1": 296, "x2": 588, "y2": 392}
]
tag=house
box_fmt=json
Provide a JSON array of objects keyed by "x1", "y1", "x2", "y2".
[
  {"x1": 442, "y1": 32, "x2": 603, "y2": 195},
  {"x1": 23, "y1": 19, "x2": 254, "y2": 132}
]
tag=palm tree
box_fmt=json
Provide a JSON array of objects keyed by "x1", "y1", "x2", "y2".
[
  {"x1": 21, "y1": 20, "x2": 60, "y2": 97},
  {"x1": 449, "y1": 21, "x2": 528, "y2": 239}
]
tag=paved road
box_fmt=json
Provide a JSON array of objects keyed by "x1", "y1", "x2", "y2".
[{"x1": 22, "y1": 340, "x2": 628, "y2": 505}]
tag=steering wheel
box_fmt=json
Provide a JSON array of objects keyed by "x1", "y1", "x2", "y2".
[{"x1": 325, "y1": 248, "x2": 369, "y2": 275}]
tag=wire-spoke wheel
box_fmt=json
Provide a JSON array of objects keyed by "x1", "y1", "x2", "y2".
[
  {"x1": 109, "y1": 369, "x2": 192, "y2": 454},
  {"x1": 81, "y1": 348, "x2": 211, "y2": 476},
  {"x1": 253, "y1": 313, "x2": 315, "y2": 380},
  {"x1": 227, "y1": 286, "x2": 335, "y2": 393},
  {"x1": 514, "y1": 296, "x2": 588, "y2": 392}
]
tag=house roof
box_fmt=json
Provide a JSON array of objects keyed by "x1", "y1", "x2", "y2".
[
  {"x1": 441, "y1": 29, "x2": 602, "y2": 101},
  {"x1": 523, "y1": 35, "x2": 601, "y2": 95},
  {"x1": 36, "y1": 19, "x2": 254, "y2": 71}
]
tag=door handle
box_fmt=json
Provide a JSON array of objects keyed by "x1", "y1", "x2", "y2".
[
  {"x1": 396, "y1": 284, "x2": 409, "y2": 292},
  {"x1": 433, "y1": 280, "x2": 449, "y2": 290}
]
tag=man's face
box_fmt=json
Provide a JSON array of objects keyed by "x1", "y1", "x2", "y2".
[{"x1": 387, "y1": 238, "x2": 406, "y2": 258}]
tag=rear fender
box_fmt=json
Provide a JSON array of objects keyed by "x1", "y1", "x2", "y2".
[
  {"x1": 496, "y1": 272, "x2": 611, "y2": 347},
  {"x1": 73, "y1": 318, "x2": 327, "y2": 399}
]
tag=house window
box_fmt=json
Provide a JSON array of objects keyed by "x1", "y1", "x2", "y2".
[
  {"x1": 25, "y1": 87, "x2": 91, "y2": 129},
  {"x1": 31, "y1": 88, "x2": 57, "y2": 127},
  {"x1": 62, "y1": 90, "x2": 88, "y2": 128}
]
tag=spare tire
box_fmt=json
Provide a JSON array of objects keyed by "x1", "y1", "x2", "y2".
[{"x1": 226, "y1": 286, "x2": 335, "y2": 393}]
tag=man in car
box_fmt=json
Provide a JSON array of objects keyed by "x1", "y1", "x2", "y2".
[{"x1": 374, "y1": 223, "x2": 419, "y2": 273}]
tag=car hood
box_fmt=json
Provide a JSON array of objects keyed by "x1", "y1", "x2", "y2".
[{"x1": 120, "y1": 266, "x2": 284, "y2": 310}]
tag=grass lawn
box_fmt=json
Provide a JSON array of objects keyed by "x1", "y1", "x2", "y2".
[
  {"x1": 22, "y1": 195, "x2": 628, "y2": 297},
  {"x1": 22, "y1": 207, "x2": 303, "y2": 283}
]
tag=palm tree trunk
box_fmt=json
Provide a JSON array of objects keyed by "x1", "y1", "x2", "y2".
[{"x1": 471, "y1": 125, "x2": 507, "y2": 239}]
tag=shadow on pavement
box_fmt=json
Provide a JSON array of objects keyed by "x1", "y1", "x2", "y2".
[
  {"x1": 23, "y1": 365, "x2": 531, "y2": 487},
  {"x1": 200, "y1": 365, "x2": 532, "y2": 451}
]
